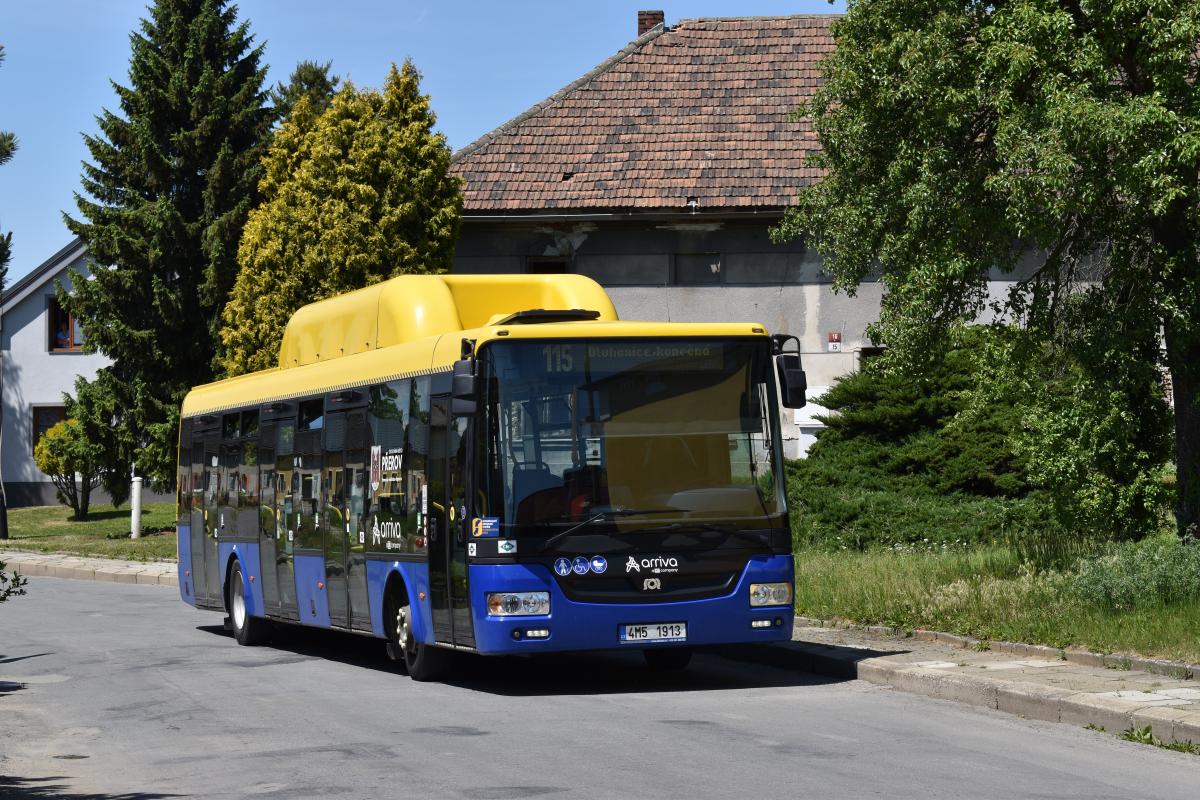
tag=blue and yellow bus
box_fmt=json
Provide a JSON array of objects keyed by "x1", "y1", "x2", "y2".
[{"x1": 177, "y1": 274, "x2": 806, "y2": 680}]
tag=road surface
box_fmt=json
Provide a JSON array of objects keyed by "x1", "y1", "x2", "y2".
[{"x1": 1, "y1": 576, "x2": 1197, "y2": 799}]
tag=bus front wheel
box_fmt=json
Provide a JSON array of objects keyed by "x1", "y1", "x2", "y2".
[
  {"x1": 644, "y1": 647, "x2": 692, "y2": 671},
  {"x1": 229, "y1": 560, "x2": 270, "y2": 646},
  {"x1": 385, "y1": 586, "x2": 449, "y2": 682}
]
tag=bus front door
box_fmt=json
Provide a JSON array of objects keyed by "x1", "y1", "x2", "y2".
[{"x1": 429, "y1": 393, "x2": 476, "y2": 648}]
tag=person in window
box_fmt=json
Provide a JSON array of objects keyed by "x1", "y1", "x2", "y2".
[{"x1": 55, "y1": 319, "x2": 70, "y2": 349}]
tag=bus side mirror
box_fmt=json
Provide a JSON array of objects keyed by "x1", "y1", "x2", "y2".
[
  {"x1": 451, "y1": 359, "x2": 477, "y2": 416},
  {"x1": 776, "y1": 354, "x2": 807, "y2": 408},
  {"x1": 771, "y1": 334, "x2": 807, "y2": 409}
]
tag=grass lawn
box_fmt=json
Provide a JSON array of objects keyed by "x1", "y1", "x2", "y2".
[
  {"x1": 794, "y1": 541, "x2": 1200, "y2": 665},
  {"x1": 0, "y1": 502, "x2": 177, "y2": 562}
]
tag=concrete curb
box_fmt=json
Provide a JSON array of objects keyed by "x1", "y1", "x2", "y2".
[
  {"x1": 795, "y1": 616, "x2": 1198, "y2": 681},
  {"x1": 0, "y1": 550, "x2": 178, "y2": 588},
  {"x1": 719, "y1": 636, "x2": 1200, "y2": 747}
]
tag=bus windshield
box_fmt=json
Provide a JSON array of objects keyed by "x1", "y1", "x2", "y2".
[{"x1": 479, "y1": 338, "x2": 787, "y2": 538}]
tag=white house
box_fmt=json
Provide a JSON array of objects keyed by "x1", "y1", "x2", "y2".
[{"x1": 1, "y1": 238, "x2": 111, "y2": 506}]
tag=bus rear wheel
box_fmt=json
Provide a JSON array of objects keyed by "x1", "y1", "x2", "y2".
[
  {"x1": 644, "y1": 647, "x2": 692, "y2": 671},
  {"x1": 229, "y1": 560, "x2": 270, "y2": 646},
  {"x1": 385, "y1": 586, "x2": 449, "y2": 682}
]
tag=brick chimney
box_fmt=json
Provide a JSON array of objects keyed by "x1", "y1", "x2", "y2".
[{"x1": 638, "y1": 10, "x2": 665, "y2": 36}]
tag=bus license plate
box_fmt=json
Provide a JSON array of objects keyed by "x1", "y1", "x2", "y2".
[{"x1": 620, "y1": 622, "x2": 687, "y2": 643}]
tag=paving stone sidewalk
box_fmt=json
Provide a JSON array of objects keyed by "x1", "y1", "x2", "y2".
[
  {"x1": 0, "y1": 550, "x2": 177, "y2": 587},
  {"x1": 760, "y1": 621, "x2": 1200, "y2": 746}
]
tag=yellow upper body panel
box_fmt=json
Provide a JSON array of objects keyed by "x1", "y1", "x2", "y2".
[
  {"x1": 182, "y1": 274, "x2": 768, "y2": 417},
  {"x1": 276, "y1": 273, "x2": 619, "y2": 369}
]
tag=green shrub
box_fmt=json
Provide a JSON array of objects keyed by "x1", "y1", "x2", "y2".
[
  {"x1": 1071, "y1": 536, "x2": 1200, "y2": 612},
  {"x1": 791, "y1": 324, "x2": 1173, "y2": 550}
]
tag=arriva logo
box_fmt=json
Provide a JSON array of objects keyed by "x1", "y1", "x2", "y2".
[
  {"x1": 371, "y1": 518, "x2": 404, "y2": 545},
  {"x1": 624, "y1": 555, "x2": 680, "y2": 574}
]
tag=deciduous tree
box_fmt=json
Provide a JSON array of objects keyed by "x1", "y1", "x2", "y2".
[
  {"x1": 63, "y1": 0, "x2": 272, "y2": 486},
  {"x1": 33, "y1": 420, "x2": 103, "y2": 520},
  {"x1": 775, "y1": 0, "x2": 1194, "y2": 538},
  {"x1": 219, "y1": 61, "x2": 462, "y2": 376}
]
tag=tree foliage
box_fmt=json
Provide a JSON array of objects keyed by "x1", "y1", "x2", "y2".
[
  {"x1": 65, "y1": 373, "x2": 138, "y2": 508},
  {"x1": 270, "y1": 59, "x2": 340, "y2": 123},
  {"x1": 0, "y1": 557, "x2": 26, "y2": 604},
  {"x1": 219, "y1": 61, "x2": 463, "y2": 376},
  {"x1": 792, "y1": 326, "x2": 1171, "y2": 550},
  {"x1": 0, "y1": 43, "x2": 17, "y2": 283},
  {"x1": 34, "y1": 420, "x2": 103, "y2": 520},
  {"x1": 62, "y1": 0, "x2": 272, "y2": 486},
  {"x1": 775, "y1": 0, "x2": 1196, "y2": 538}
]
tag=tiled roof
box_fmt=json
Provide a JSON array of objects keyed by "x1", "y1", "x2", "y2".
[{"x1": 451, "y1": 15, "x2": 836, "y2": 213}]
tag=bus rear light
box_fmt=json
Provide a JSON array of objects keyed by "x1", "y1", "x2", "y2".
[{"x1": 486, "y1": 591, "x2": 550, "y2": 616}]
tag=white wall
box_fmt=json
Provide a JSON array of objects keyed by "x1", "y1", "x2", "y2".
[{"x1": 1, "y1": 255, "x2": 111, "y2": 492}]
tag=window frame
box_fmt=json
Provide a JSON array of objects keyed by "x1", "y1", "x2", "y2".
[
  {"x1": 32, "y1": 405, "x2": 67, "y2": 454},
  {"x1": 46, "y1": 296, "x2": 84, "y2": 353}
]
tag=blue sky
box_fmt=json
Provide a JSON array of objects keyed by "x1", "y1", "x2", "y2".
[{"x1": 0, "y1": 0, "x2": 843, "y2": 284}]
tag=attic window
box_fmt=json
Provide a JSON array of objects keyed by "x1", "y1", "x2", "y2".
[
  {"x1": 561, "y1": 171, "x2": 575, "y2": 181},
  {"x1": 47, "y1": 297, "x2": 84, "y2": 352}
]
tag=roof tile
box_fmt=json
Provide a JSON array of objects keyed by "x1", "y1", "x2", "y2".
[{"x1": 451, "y1": 15, "x2": 835, "y2": 213}]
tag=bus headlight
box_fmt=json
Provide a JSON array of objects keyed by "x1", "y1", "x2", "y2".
[
  {"x1": 487, "y1": 591, "x2": 550, "y2": 616},
  {"x1": 749, "y1": 582, "x2": 792, "y2": 607}
]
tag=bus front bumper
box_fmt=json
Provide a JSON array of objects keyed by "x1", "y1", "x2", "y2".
[{"x1": 468, "y1": 554, "x2": 794, "y2": 655}]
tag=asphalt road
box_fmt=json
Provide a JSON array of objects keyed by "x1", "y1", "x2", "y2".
[{"x1": 1, "y1": 578, "x2": 1197, "y2": 800}]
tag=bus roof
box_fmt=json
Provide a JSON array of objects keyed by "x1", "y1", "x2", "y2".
[{"x1": 182, "y1": 274, "x2": 769, "y2": 417}]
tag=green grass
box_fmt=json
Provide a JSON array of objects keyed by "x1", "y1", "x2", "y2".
[
  {"x1": 793, "y1": 538, "x2": 1200, "y2": 664},
  {"x1": 0, "y1": 502, "x2": 178, "y2": 562}
]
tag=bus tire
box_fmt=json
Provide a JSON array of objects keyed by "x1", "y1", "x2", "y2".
[
  {"x1": 383, "y1": 587, "x2": 409, "y2": 673},
  {"x1": 643, "y1": 647, "x2": 692, "y2": 671},
  {"x1": 229, "y1": 559, "x2": 270, "y2": 646},
  {"x1": 385, "y1": 584, "x2": 449, "y2": 682}
]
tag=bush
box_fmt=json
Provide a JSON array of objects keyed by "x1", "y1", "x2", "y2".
[
  {"x1": 1071, "y1": 536, "x2": 1200, "y2": 612},
  {"x1": 790, "y1": 324, "x2": 1173, "y2": 551},
  {"x1": 32, "y1": 419, "x2": 103, "y2": 520}
]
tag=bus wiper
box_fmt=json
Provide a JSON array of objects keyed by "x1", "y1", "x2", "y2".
[{"x1": 539, "y1": 508, "x2": 686, "y2": 552}]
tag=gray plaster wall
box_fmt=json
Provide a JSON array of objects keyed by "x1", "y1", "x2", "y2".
[
  {"x1": 1, "y1": 254, "x2": 111, "y2": 504},
  {"x1": 454, "y1": 217, "x2": 1028, "y2": 457}
]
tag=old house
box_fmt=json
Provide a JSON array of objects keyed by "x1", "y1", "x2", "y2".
[{"x1": 449, "y1": 12, "x2": 864, "y2": 455}]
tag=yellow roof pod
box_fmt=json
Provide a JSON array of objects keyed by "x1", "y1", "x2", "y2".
[
  {"x1": 276, "y1": 274, "x2": 619, "y2": 369},
  {"x1": 182, "y1": 273, "x2": 769, "y2": 417}
]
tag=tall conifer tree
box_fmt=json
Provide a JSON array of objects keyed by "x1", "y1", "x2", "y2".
[
  {"x1": 219, "y1": 62, "x2": 462, "y2": 376},
  {"x1": 64, "y1": 0, "x2": 271, "y2": 485}
]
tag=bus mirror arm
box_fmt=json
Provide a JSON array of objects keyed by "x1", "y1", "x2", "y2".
[{"x1": 771, "y1": 334, "x2": 807, "y2": 409}]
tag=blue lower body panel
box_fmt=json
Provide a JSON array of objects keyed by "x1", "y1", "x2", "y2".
[
  {"x1": 218, "y1": 541, "x2": 265, "y2": 617},
  {"x1": 177, "y1": 525, "x2": 195, "y2": 606},
  {"x1": 365, "y1": 560, "x2": 434, "y2": 644},
  {"x1": 293, "y1": 554, "x2": 331, "y2": 627},
  {"x1": 468, "y1": 554, "x2": 794, "y2": 655}
]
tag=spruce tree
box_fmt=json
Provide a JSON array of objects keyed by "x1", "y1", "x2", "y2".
[
  {"x1": 63, "y1": 0, "x2": 272, "y2": 485},
  {"x1": 219, "y1": 61, "x2": 462, "y2": 376},
  {"x1": 270, "y1": 60, "x2": 340, "y2": 123},
  {"x1": 0, "y1": 43, "x2": 17, "y2": 539}
]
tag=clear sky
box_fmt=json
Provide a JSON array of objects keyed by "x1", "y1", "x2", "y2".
[{"x1": 0, "y1": 0, "x2": 843, "y2": 284}]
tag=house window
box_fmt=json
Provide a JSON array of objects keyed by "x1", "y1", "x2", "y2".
[
  {"x1": 47, "y1": 297, "x2": 84, "y2": 351},
  {"x1": 32, "y1": 406, "x2": 67, "y2": 453},
  {"x1": 673, "y1": 253, "x2": 722, "y2": 285}
]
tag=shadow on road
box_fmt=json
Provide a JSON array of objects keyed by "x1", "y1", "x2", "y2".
[
  {"x1": 0, "y1": 775, "x2": 181, "y2": 800},
  {"x1": 196, "y1": 621, "x2": 907, "y2": 696},
  {"x1": 0, "y1": 652, "x2": 53, "y2": 665}
]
